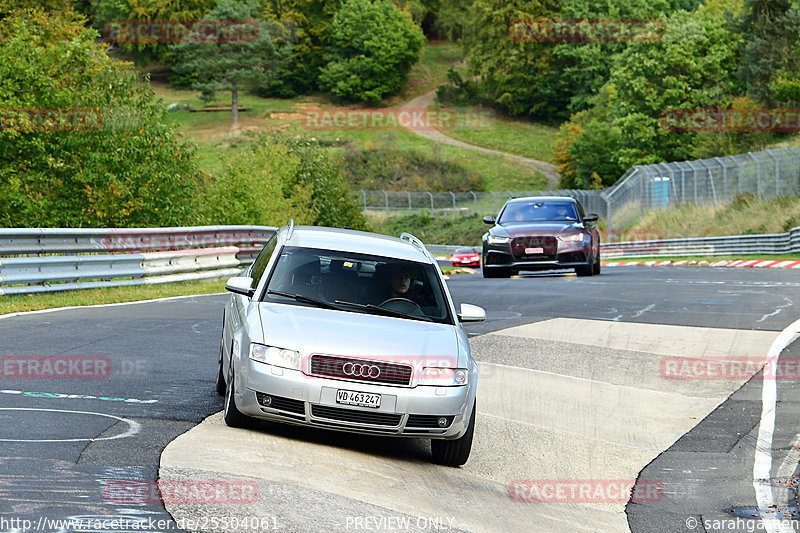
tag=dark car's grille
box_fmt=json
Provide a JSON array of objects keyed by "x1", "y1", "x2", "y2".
[
  {"x1": 256, "y1": 393, "x2": 305, "y2": 414},
  {"x1": 511, "y1": 236, "x2": 557, "y2": 259},
  {"x1": 311, "y1": 404, "x2": 402, "y2": 426},
  {"x1": 406, "y1": 415, "x2": 454, "y2": 428},
  {"x1": 309, "y1": 355, "x2": 413, "y2": 386}
]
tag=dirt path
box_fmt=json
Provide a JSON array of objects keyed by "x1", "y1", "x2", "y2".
[{"x1": 403, "y1": 90, "x2": 560, "y2": 190}]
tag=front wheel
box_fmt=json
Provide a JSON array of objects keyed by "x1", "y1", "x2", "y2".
[
  {"x1": 223, "y1": 362, "x2": 250, "y2": 428},
  {"x1": 431, "y1": 400, "x2": 475, "y2": 467},
  {"x1": 215, "y1": 342, "x2": 226, "y2": 396}
]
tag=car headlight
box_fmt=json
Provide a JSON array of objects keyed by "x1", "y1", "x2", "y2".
[
  {"x1": 418, "y1": 367, "x2": 469, "y2": 386},
  {"x1": 487, "y1": 235, "x2": 510, "y2": 245},
  {"x1": 250, "y1": 343, "x2": 300, "y2": 370},
  {"x1": 557, "y1": 233, "x2": 585, "y2": 242}
]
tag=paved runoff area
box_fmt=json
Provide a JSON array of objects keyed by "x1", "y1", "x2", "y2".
[{"x1": 160, "y1": 318, "x2": 776, "y2": 532}]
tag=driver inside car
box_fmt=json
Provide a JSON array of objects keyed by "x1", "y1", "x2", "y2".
[{"x1": 390, "y1": 267, "x2": 413, "y2": 299}]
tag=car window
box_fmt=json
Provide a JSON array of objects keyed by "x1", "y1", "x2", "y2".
[
  {"x1": 249, "y1": 234, "x2": 278, "y2": 288},
  {"x1": 499, "y1": 201, "x2": 578, "y2": 223},
  {"x1": 262, "y1": 246, "x2": 453, "y2": 324}
]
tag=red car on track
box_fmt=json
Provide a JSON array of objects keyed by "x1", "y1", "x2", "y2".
[{"x1": 450, "y1": 247, "x2": 481, "y2": 268}]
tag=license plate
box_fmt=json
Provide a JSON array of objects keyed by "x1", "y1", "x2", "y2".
[
  {"x1": 525, "y1": 247, "x2": 544, "y2": 254},
  {"x1": 336, "y1": 390, "x2": 381, "y2": 408}
]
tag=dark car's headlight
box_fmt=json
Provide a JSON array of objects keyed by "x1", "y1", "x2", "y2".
[
  {"x1": 487, "y1": 235, "x2": 510, "y2": 245},
  {"x1": 557, "y1": 233, "x2": 585, "y2": 243},
  {"x1": 250, "y1": 343, "x2": 301, "y2": 370}
]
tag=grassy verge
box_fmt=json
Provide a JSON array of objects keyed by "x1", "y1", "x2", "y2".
[
  {"x1": 0, "y1": 279, "x2": 227, "y2": 315},
  {"x1": 390, "y1": 41, "x2": 467, "y2": 103},
  {"x1": 367, "y1": 212, "x2": 486, "y2": 245},
  {"x1": 624, "y1": 195, "x2": 800, "y2": 238},
  {"x1": 433, "y1": 104, "x2": 559, "y2": 164}
]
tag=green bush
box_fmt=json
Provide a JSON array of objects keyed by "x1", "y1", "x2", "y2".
[
  {"x1": 0, "y1": 8, "x2": 202, "y2": 228},
  {"x1": 341, "y1": 142, "x2": 485, "y2": 192},
  {"x1": 318, "y1": 0, "x2": 425, "y2": 103}
]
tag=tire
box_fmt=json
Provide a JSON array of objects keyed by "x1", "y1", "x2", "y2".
[
  {"x1": 593, "y1": 252, "x2": 601, "y2": 275},
  {"x1": 431, "y1": 400, "x2": 476, "y2": 467},
  {"x1": 575, "y1": 264, "x2": 593, "y2": 277},
  {"x1": 223, "y1": 362, "x2": 250, "y2": 428},
  {"x1": 215, "y1": 342, "x2": 226, "y2": 396}
]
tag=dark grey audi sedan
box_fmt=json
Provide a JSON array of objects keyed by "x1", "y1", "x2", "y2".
[{"x1": 481, "y1": 196, "x2": 601, "y2": 278}]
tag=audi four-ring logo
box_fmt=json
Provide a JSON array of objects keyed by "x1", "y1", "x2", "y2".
[{"x1": 342, "y1": 362, "x2": 381, "y2": 378}]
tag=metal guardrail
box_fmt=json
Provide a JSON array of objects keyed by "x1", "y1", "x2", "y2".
[
  {"x1": 601, "y1": 226, "x2": 800, "y2": 259},
  {"x1": 0, "y1": 226, "x2": 276, "y2": 295},
  {"x1": 2, "y1": 224, "x2": 796, "y2": 295}
]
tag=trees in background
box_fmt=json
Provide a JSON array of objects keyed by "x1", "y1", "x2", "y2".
[
  {"x1": 0, "y1": 8, "x2": 202, "y2": 227},
  {"x1": 318, "y1": 0, "x2": 424, "y2": 103},
  {"x1": 171, "y1": 0, "x2": 291, "y2": 127}
]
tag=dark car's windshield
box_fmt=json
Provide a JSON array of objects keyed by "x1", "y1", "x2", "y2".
[
  {"x1": 263, "y1": 246, "x2": 452, "y2": 324},
  {"x1": 499, "y1": 201, "x2": 579, "y2": 223}
]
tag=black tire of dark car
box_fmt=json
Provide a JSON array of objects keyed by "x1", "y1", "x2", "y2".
[
  {"x1": 224, "y1": 361, "x2": 251, "y2": 428},
  {"x1": 593, "y1": 252, "x2": 601, "y2": 275},
  {"x1": 431, "y1": 400, "x2": 476, "y2": 467}
]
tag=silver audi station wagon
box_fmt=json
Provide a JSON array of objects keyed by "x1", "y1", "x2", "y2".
[{"x1": 216, "y1": 222, "x2": 485, "y2": 466}]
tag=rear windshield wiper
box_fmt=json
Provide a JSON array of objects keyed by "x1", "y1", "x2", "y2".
[
  {"x1": 334, "y1": 300, "x2": 433, "y2": 322},
  {"x1": 266, "y1": 289, "x2": 342, "y2": 311}
]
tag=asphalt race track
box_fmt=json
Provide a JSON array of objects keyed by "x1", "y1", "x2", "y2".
[{"x1": 0, "y1": 266, "x2": 798, "y2": 533}]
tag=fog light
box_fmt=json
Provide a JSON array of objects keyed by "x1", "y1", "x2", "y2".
[
  {"x1": 437, "y1": 417, "x2": 448, "y2": 427},
  {"x1": 262, "y1": 395, "x2": 273, "y2": 407}
]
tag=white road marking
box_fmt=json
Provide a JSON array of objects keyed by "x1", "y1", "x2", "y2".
[
  {"x1": 632, "y1": 304, "x2": 656, "y2": 318},
  {"x1": 0, "y1": 389, "x2": 157, "y2": 404},
  {"x1": 0, "y1": 407, "x2": 141, "y2": 443},
  {"x1": 757, "y1": 297, "x2": 794, "y2": 323},
  {"x1": 753, "y1": 318, "x2": 800, "y2": 533}
]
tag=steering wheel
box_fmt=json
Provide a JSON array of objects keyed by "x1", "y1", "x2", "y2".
[{"x1": 379, "y1": 297, "x2": 424, "y2": 316}]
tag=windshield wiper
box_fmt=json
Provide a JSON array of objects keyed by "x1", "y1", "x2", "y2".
[
  {"x1": 334, "y1": 300, "x2": 433, "y2": 322},
  {"x1": 266, "y1": 289, "x2": 342, "y2": 310}
]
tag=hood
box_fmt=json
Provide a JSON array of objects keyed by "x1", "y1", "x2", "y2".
[
  {"x1": 494, "y1": 222, "x2": 584, "y2": 236},
  {"x1": 256, "y1": 303, "x2": 461, "y2": 364}
]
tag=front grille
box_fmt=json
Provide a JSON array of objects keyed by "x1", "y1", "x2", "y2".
[
  {"x1": 309, "y1": 355, "x2": 413, "y2": 386},
  {"x1": 511, "y1": 236, "x2": 557, "y2": 259},
  {"x1": 406, "y1": 415, "x2": 454, "y2": 428},
  {"x1": 311, "y1": 404, "x2": 402, "y2": 427},
  {"x1": 256, "y1": 393, "x2": 305, "y2": 414}
]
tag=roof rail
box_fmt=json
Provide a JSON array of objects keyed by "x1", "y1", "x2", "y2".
[
  {"x1": 287, "y1": 219, "x2": 295, "y2": 240},
  {"x1": 400, "y1": 232, "x2": 436, "y2": 263}
]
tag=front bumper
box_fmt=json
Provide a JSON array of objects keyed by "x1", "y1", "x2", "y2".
[
  {"x1": 483, "y1": 247, "x2": 589, "y2": 271},
  {"x1": 237, "y1": 360, "x2": 474, "y2": 439}
]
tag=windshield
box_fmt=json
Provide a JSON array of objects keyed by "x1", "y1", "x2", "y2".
[
  {"x1": 499, "y1": 201, "x2": 579, "y2": 223},
  {"x1": 263, "y1": 246, "x2": 453, "y2": 324}
]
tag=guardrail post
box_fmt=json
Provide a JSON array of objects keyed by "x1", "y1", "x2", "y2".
[
  {"x1": 427, "y1": 192, "x2": 434, "y2": 216},
  {"x1": 407, "y1": 191, "x2": 412, "y2": 214},
  {"x1": 360, "y1": 189, "x2": 367, "y2": 211},
  {"x1": 470, "y1": 191, "x2": 477, "y2": 214},
  {"x1": 450, "y1": 191, "x2": 456, "y2": 214},
  {"x1": 384, "y1": 190, "x2": 389, "y2": 214}
]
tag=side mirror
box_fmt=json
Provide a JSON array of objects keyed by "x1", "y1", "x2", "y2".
[
  {"x1": 482, "y1": 215, "x2": 496, "y2": 225},
  {"x1": 458, "y1": 303, "x2": 486, "y2": 322},
  {"x1": 583, "y1": 213, "x2": 599, "y2": 223},
  {"x1": 225, "y1": 276, "x2": 255, "y2": 297}
]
